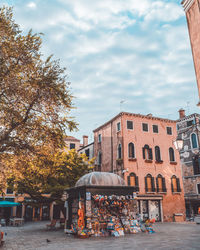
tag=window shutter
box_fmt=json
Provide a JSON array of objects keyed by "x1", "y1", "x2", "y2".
[
  {"x1": 177, "y1": 178, "x2": 181, "y2": 192},
  {"x1": 142, "y1": 147, "x2": 145, "y2": 159},
  {"x1": 156, "y1": 177, "x2": 159, "y2": 192},
  {"x1": 149, "y1": 148, "x2": 153, "y2": 160},
  {"x1": 127, "y1": 176, "x2": 130, "y2": 186},
  {"x1": 171, "y1": 179, "x2": 174, "y2": 193},
  {"x1": 145, "y1": 177, "x2": 148, "y2": 192},
  {"x1": 136, "y1": 176, "x2": 139, "y2": 187},
  {"x1": 151, "y1": 177, "x2": 155, "y2": 192},
  {"x1": 162, "y1": 177, "x2": 167, "y2": 192}
]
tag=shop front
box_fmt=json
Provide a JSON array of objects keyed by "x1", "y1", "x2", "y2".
[{"x1": 137, "y1": 195, "x2": 163, "y2": 222}]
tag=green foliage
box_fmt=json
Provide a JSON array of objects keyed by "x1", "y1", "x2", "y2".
[
  {"x1": 6, "y1": 147, "x2": 94, "y2": 202},
  {"x1": 0, "y1": 6, "x2": 77, "y2": 155}
]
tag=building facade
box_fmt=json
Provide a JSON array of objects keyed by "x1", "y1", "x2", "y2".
[
  {"x1": 176, "y1": 109, "x2": 200, "y2": 218},
  {"x1": 93, "y1": 112, "x2": 186, "y2": 222},
  {"x1": 182, "y1": 0, "x2": 200, "y2": 104}
]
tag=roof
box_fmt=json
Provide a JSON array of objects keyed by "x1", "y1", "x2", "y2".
[
  {"x1": 93, "y1": 112, "x2": 176, "y2": 132},
  {"x1": 75, "y1": 172, "x2": 126, "y2": 187},
  {"x1": 177, "y1": 113, "x2": 200, "y2": 123},
  {"x1": 78, "y1": 142, "x2": 94, "y2": 152},
  {"x1": 64, "y1": 136, "x2": 80, "y2": 142}
]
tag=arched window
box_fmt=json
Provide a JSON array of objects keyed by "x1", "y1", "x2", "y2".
[
  {"x1": 171, "y1": 175, "x2": 181, "y2": 193},
  {"x1": 156, "y1": 174, "x2": 166, "y2": 192},
  {"x1": 155, "y1": 146, "x2": 161, "y2": 162},
  {"x1": 143, "y1": 144, "x2": 153, "y2": 160},
  {"x1": 128, "y1": 143, "x2": 135, "y2": 158},
  {"x1": 169, "y1": 147, "x2": 175, "y2": 162},
  {"x1": 118, "y1": 144, "x2": 122, "y2": 159},
  {"x1": 191, "y1": 133, "x2": 198, "y2": 149},
  {"x1": 127, "y1": 172, "x2": 139, "y2": 187},
  {"x1": 145, "y1": 174, "x2": 155, "y2": 192}
]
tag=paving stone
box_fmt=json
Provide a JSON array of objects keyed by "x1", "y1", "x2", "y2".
[{"x1": 1, "y1": 221, "x2": 200, "y2": 249}]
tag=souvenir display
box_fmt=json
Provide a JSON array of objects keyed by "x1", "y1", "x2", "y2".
[{"x1": 69, "y1": 194, "x2": 156, "y2": 238}]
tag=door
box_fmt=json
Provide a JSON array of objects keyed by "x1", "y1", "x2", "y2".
[{"x1": 149, "y1": 200, "x2": 161, "y2": 221}]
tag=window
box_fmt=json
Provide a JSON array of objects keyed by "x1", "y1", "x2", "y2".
[
  {"x1": 166, "y1": 127, "x2": 172, "y2": 135},
  {"x1": 145, "y1": 174, "x2": 155, "y2": 192},
  {"x1": 128, "y1": 143, "x2": 135, "y2": 158},
  {"x1": 98, "y1": 134, "x2": 102, "y2": 143},
  {"x1": 156, "y1": 174, "x2": 166, "y2": 192},
  {"x1": 193, "y1": 155, "x2": 200, "y2": 175},
  {"x1": 143, "y1": 144, "x2": 153, "y2": 160},
  {"x1": 171, "y1": 175, "x2": 181, "y2": 193},
  {"x1": 191, "y1": 133, "x2": 198, "y2": 149},
  {"x1": 117, "y1": 122, "x2": 121, "y2": 132},
  {"x1": 98, "y1": 151, "x2": 102, "y2": 165},
  {"x1": 70, "y1": 143, "x2": 75, "y2": 149},
  {"x1": 118, "y1": 144, "x2": 122, "y2": 159},
  {"x1": 127, "y1": 121, "x2": 133, "y2": 130},
  {"x1": 127, "y1": 173, "x2": 138, "y2": 187},
  {"x1": 197, "y1": 184, "x2": 200, "y2": 194},
  {"x1": 155, "y1": 146, "x2": 161, "y2": 162},
  {"x1": 169, "y1": 147, "x2": 175, "y2": 162},
  {"x1": 142, "y1": 123, "x2": 148, "y2": 132},
  {"x1": 153, "y1": 125, "x2": 158, "y2": 133},
  {"x1": 85, "y1": 149, "x2": 90, "y2": 158},
  {"x1": 187, "y1": 119, "x2": 194, "y2": 127}
]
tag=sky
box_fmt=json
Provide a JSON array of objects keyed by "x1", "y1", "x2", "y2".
[{"x1": 1, "y1": 0, "x2": 199, "y2": 143}]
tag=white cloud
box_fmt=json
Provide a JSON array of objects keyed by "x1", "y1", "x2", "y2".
[
  {"x1": 27, "y1": 2, "x2": 37, "y2": 9},
  {"x1": 4, "y1": 0, "x2": 199, "y2": 140}
]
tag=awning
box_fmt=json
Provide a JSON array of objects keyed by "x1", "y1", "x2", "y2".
[{"x1": 0, "y1": 201, "x2": 21, "y2": 207}]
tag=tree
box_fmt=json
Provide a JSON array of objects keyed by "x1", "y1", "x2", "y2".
[
  {"x1": 0, "y1": 7, "x2": 76, "y2": 155},
  {"x1": 4, "y1": 147, "x2": 94, "y2": 202}
]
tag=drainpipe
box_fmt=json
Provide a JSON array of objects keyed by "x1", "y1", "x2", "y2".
[
  {"x1": 121, "y1": 113, "x2": 124, "y2": 178},
  {"x1": 111, "y1": 121, "x2": 113, "y2": 173}
]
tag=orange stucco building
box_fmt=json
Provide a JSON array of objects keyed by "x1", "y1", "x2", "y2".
[
  {"x1": 93, "y1": 112, "x2": 186, "y2": 222},
  {"x1": 182, "y1": 0, "x2": 200, "y2": 104}
]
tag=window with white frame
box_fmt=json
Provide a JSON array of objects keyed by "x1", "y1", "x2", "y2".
[
  {"x1": 127, "y1": 120, "x2": 133, "y2": 130},
  {"x1": 142, "y1": 123, "x2": 148, "y2": 132},
  {"x1": 117, "y1": 122, "x2": 121, "y2": 132},
  {"x1": 98, "y1": 134, "x2": 102, "y2": 143}
]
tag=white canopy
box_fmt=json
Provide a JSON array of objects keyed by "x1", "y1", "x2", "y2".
[{"x1": 75, "y1": 172, "x2": 126, "y2": 187}]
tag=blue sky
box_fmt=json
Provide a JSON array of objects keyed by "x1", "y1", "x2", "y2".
[{"x1": 1, "y1": 0, "x2": 199, "y2": 143}]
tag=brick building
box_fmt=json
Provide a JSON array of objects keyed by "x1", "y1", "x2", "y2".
[
  {"x1": 176, "y1": 109, "x2": 200, "y2": 218},
  {"x1": 182, "y1": 0, "x2": 200, "y2": 104},
  {"x1": 93, "y1": 112, "x2": 186, "y2": 222}
]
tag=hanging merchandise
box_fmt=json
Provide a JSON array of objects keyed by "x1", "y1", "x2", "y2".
[{"x1": 65, "y1": 172, "x2": 156, "y2": 238}]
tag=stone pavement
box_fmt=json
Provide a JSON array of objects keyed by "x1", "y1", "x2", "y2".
[{"x1": 1, "y1": 221, "x2": 200, "y2": 250}]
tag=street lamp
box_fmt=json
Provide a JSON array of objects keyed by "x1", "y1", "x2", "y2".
[{"x1": 173, "y1": 136, "x2": 184, "y2": 151}]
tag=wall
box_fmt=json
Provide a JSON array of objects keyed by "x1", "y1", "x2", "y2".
[
  {"x1": 94, "y1": 113, "x2": 186, "y2": 221},
  {"x1": 184, "y1": 0, "x2": 200, "y2": 99}
]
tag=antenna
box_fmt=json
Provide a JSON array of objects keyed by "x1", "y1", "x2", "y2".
[
  {"x1": 120, "y1": 100, "x2": 125, "y2": 111},
  {"x1": 186, "y1": 101, "x2": 190, "y2": 115}
]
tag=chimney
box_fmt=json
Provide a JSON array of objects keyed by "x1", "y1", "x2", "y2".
[
  {"x1": 83, "y1": 135, "x2": 88, "y2": 147},
  {"x1": 178, "y1": 109, "x2": 185, "y2": 119}
]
